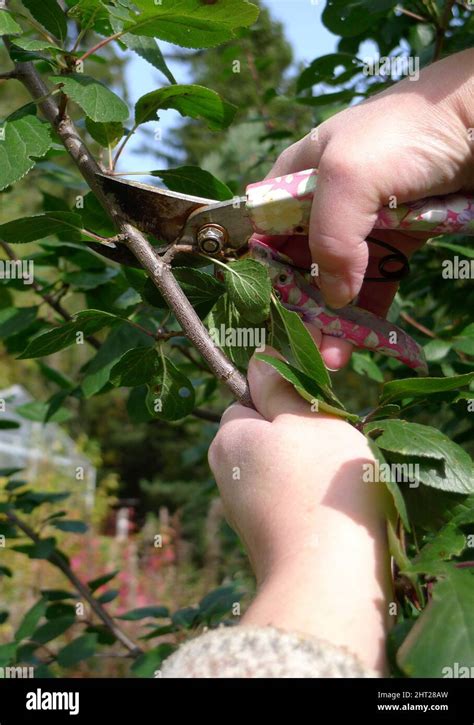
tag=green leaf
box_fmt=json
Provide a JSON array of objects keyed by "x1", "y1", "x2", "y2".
[
  {"x1": 135, "y1": 84, "x2": 236, "y2": 130},
  {"x1": 17, "y1": 491, "x2": 70, "y2": 506},
  {"x1": 50, "y1": 74, "x2": 129, "y2": 122},
  {"x1": 13, "y1": 538, "x2": 57, "y2": 560},
  {"x1": 143, "y1": 267, "x2": 225, "y2": 319},
  {"x1": 351, "y1": 352, "x2": 384, "y2": 383},
  {"x1": 96, "y1": 589, "x2": 119, "y2": 604},
  {"x1": 11, "y1": 38, "x2": 62, "y2": 52},
  {"x1": 16, "y1": 400, "x2": 72, "y2": 424},
  {"x1": 430, "y1": 240, "x2": 474, "y2": 258},
  {"x1": 397, "y1": 568, "x2": 474, "y2": 677},
  {"x1": 110, "y1": 347, "x2": 159, "y2": 387},
  {"x1": 37, "y1": 361, "x2": 74, "y2": 390},
  {"x1": 0, "y1": 643, "x2": 17, "y2": 667},
  {"x1": 22, "y1": 0, "x2": 68, "y2": 41},
  {"x1": 365, "y1": 420, "x2": 474, "y2": 494},
  {"x1": 407, "y1": 523, "x2": 466, "y2": 575},
  {"x1": 0, "y1": 467, "x2": 23, "y2": 477},
  {"x1": 223, "y1": 259, "x2": 271, "y2": 324},
  {"x1": 63, "y1": 268, "x2": 118, "y2": 291},
  {"x1": 322, "y1": 0, "x2": 396, "y2": 37},
  {"x1": 423, "y1": 339, "x2": 452, "y2": 363},
  {"x1": 273, "y1": 298, "x2": 332, "y2": 390},
  {"x1": 131, "y1": 644, "x2": 175, "y2": 677},
  {"x1": 0, "y1": 212, "x2": 83, "y2": 244},
  {"x1": 0, "y1": 307, "x2": 38, "y2": 338},
  {"x1": 453, "y1": 323, "x2": 474, "y2": 356},
  {"x1": 85, "y1": 118, "x2": 124, "y2": 148},
  {"x1": 119, "y1": 34, "x2": 176, "y2": 84},
  {"x1": 67, "y1": 0, "x2": 112, "y2": 35},
  {"x1": 15, "y1": 599, "x2": 48, "y2": 642},
  {"x1": 0, "y1": 108, "x2": 52, "y2": 191},
  {"x1": 151, "y1": 166, "x2": 233, "y2": 201},
  {"x1": 366, "y1": 439, "x2": 410, "y2": 532},
  {"x1": 41, "y1": 589, "x2": 76, "y2": 601},
  {"x1": 146, "y1": 356, "x2": 195, "y2": 421},
  {"x1": 87, "y1": 570, "x2": 119, "y2": 592},
  {"x1": 380, "y1": 373, "x2": 474, "y2": 404},
  {"x1": 117, "y1": 606, "x2": 169, "y2": 621},
  {"x1": 297, "y1": 53, "x2": 362, "y2": 92},
  {"x1": 18, "y1": 310, "x2": 118, "y2": 359},
  {"x1": 125, "y1": 0, "x2": 259, "y2": 49},
  {"x1": 255, "y1": 354, "x2": 359, "y2": 422},
  {"x1": 199, "y1": 586, "x2": 241, "y2": 620},
  {"x1": 171, "y1": 606, "x2": 200, "y2": 629},
  {"x1": 81, "y1": 322, "x2": 152, "y2": 397},
  {"x1": 0, "y1": 420, "x2": 20, "y2": 429},
  {"x1": 56, "y1": 634, "x2": 98, "y2": 667},
  {"x1": 0, "y1": 10, "x2": 23, "y2": 35},
  {"x1": 31, "y1": 616, "x2": 76, "y2": 645},
  {"x1": 51, "y1": 520, "x2": 88, "y2": 533},
  {"x1": 0, "y1": 566, "x2": 13, "y2": 578}
]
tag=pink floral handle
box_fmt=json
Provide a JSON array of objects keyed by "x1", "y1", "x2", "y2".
[
  {"x1": 249, "y1": 238, "x2": 429, "y2": 375},
  {"x1": 246, "y1": 169, "x2": 474, "y2": 236}
]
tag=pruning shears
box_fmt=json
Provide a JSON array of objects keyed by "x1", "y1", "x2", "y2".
[{"x1": 95, "y1": 169, "x2": 474, "y2": 375}]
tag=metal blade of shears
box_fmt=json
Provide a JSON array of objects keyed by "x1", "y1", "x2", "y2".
[{"x1": 95, "y1": 173, "x2": 216, "y2": 244}]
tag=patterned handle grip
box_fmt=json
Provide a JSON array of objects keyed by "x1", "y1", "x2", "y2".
[
  {"x1": 246, "y1": 169, "x2": 474, "y2": 237},
  {"x1": 249, "y1": 238, "x2": 428, "y2": 375}
]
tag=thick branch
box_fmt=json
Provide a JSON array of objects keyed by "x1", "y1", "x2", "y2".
[
  {"x1": 7, "y1": 48, "x2": 252, "y2": 406},
  {"x1": 6, "y1": 509, "x2": 143, "y2": 657}
]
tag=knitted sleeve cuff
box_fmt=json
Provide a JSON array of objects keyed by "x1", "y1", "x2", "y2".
[{"x1": 160, "y1": 625, "x2": 377, "y2": 678}]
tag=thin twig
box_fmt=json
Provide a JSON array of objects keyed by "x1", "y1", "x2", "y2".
[
  {"x1": 3, "y1": 36, "x2": 252, "y2": 406},
  {"x1": 400, "y1": 311, "x2": 436, "y2": 339},
  {"x1": 0, "y1": 70, "x2": 17, "y2": 80},
  {"x1": 395, "y1": 5, "x2": 431, "y2": 22},
  {"x1": 6, "y1": 510, "x2": 143, "y2": 657}
]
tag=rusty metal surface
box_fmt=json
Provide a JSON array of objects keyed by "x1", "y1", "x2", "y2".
[{"x1": 95, "y1": 174, "x2": 212, "y2": 244}]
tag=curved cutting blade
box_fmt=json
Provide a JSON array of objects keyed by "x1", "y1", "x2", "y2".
[{"x1": 95, "y1": 173, "x2": 214, "y2": 243}]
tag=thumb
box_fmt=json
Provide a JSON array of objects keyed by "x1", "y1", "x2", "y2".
[{"x1": 310, "y1": 151, "x2": 381, "y2": 308}]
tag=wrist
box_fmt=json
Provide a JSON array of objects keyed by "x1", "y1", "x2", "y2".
[{"x1": 242, "y1": 481, "x2": 394, "y2": 674}]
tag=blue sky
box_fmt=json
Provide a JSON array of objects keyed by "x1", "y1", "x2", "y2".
[{"x1": 119, "y1": 1, "x2": 338, "y2": 173}]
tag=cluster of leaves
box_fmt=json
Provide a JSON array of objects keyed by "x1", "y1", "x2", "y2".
[{"x1": 0, "y1": 0, "x2": 473, "y2": 678}]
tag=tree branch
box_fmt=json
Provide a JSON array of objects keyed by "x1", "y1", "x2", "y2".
[
  {"x1": 6, "y1": 509, "x2": 143, "y2": 657},
  {"x1": 4, "y1": 42, "x2": 252, "y2": 407}
]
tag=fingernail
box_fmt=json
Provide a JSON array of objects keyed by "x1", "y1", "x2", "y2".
[
  {"x1": 251, "y1": 347, "x2": 281, "y2": 377},
  {"x1": 320, "y1": 273, "x2": 353, "y2": 308}
]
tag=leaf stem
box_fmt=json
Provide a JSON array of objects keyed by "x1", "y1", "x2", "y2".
[{"x1": 76, "y1": 31, "x2": 123, "y2": 65}]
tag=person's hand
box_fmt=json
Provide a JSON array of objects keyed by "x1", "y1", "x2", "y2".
[
  {"x1": 267, "y1": 48, "x2": 474, "y2": 370},
  {"x1": 208, "y1": 349, "x2": 394, "y2": 673}
]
